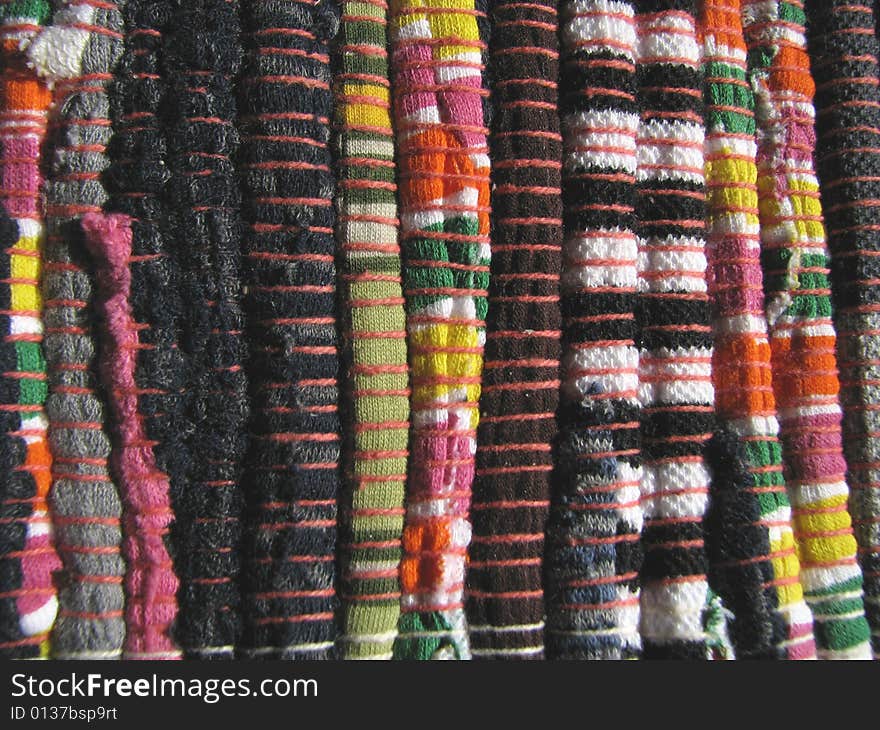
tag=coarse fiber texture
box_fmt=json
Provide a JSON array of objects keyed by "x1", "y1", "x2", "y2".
[
  {"x1": 465, "y1": 0, "x2": 561, "y2": 662},
  {"x1": 634, "y1": 0, "x2": 714, "y2": 659},
  {"x1": 701, "y1": 0, "x2": 815, "y2": 660},
  {"x1": 82, "y1": 213, "x2": 179, "y2": 660},
  {"x1": 237, "y1": 0, "x2": 341, "y2": 660},
  {"x1": 0, "y1": 206, "x2": 56, "y2": 660},
  {"x1": 743, "y1": 0, "x2": 872, "y2": 659},
  {"x1": 161, "y1": 0, "x2": 249, "y2": 661},
  {"x1": 806, "y1": 0, "x2": 880, "y2": 658},
  {"x1": 547, "y1": 0, "x2": 643, "y2": 660},
  {"x1": 390, "y1": 0, "x2": 491, "y2": 661},
  {"x1": 29, "y1": 0, "x2": 127, "y2": 661},
  {"x1": 103, "y1": 0, "x2": 182, "y2": 660},
  {"x1": 0, "y1": 0, "x2": 61, "y2": 659},
  {"x1": 333, "y1": 0, "x2": 409, "y2": 660}
]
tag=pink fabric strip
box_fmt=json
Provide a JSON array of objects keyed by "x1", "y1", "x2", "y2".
[{"x1": 82, "y1": 212, "x2": 180, "y2": 660}]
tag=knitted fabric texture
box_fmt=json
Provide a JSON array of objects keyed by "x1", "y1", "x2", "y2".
[
  {"x1": 806, "y1": 0, "x2": 880, "y2": 658},
  {"x1": 27, "y1": 0, "x2": 127, "y2": 661},
  {"x1": 0, "y1": 207, "x2": 56, "y2": 660},
  {"x1": 0, "y1": 208, "x2": 29, "y2": 658},
  {"x1": 700, "y1": 0, "x2": 815, "y2": 660},
  {"x1": 390, "y1": 0, "x2": 491, "y2": 661},
  {"x1": 237, "y1": 0, "x2": 341, "y2": 660},
  {"x1": 634, "y1": 0, "x2": 713, "y2": 659},
  {"x1": 82, "y1": 212, "x2": 181, "y2": 661},
  {"x1": 547, "y1": 0, "x2": 643, "y2": 660},
  {"x1": 742, "y1": 0, "x2": 872, "y2": 659},
  {"x1": 103, "y1": 0, "x2": 182, "y2": 660},
  {"x1": 333, "y1": 0, "x2": 409, "y2": 660},
  {"x1": 464, "y1": 0, "x2": 561, "y2": 661},
  {"x1": 161, "y1": 0, "x2": 249, "y2": 661},
  {"x1": 0, "y1": 0, "x2": 61, "y2": 659}
]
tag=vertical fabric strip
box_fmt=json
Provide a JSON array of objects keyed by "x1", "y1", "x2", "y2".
[
  {"x1": 333, "y1": 0, "x2": 409, "y2": 660},
  {"x1": 238, "y1": 0, "x2": 341, "y2": 660},
  {"x1": 548, "y1": 0, "x2": 643, "y2": 660},
  {"x1": 0, "y1": 208, "x2": 56, "y2": 659},
  {"x1": 27, "y1": 0, "x2": 127, "y2": 661},
  {"x1": 634, "y1": 0, "x2": 714, "y2": 659},
  {"x1": 161, "y1": 0, "x2": 249, "y2": 661},
  {"x1": 0, "y1": 208, "x2": 28, "y2": 657},
  {"x1": 103, "y1": 0, "x2": 183, "y2": 660},
  {"x1": 700, "y1": 0, "x2": 815, "y2": 660},
  {"x1": 465, "y1": 0, "x2": 561, "y2": 661},
  {"x1": 743, "y1": 0, "x2": 872, "y2": 659},
  {"x1": 82, "y1": 213, "x2": 179, "y2": 660},
  {"x1": 0, "y1": 0, "x2": 61, "y2": 659},
  {"x1": 390, "y1": 0, "x2": 491, "y2": 660},
  {"x1": 806, "y1": 0, "x2": 880, "y2": 658}
]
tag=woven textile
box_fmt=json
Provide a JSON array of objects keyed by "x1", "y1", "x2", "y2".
[
  {"x1": 161, "y1": 0, "x2": 249, "y2": 661},
  {"x1": 237, "y1": 0, "x2": 341, "y2": 660},
  {"x1": 0, "y1": 0, "x2": 61, "y2": 660},
  {"x1": 2, "y1": 0, "x2": 880, "y2": 667},
  {"x1": 548, "y1": 0, "x2": 643, "y2": 660},
  {"x1": 742, "y1": 0, "x2": 872, "y2": 659},
  {"x1": 83, "y1": 213, "x2": 180, "y2": 660},
  {"x1": 806, "y1": 0, "x2": 880, "y2": 658},
  {"x1": 333, "y1": 0, "x2": 409, "y2": 660},
  {"x1": 465, "y1": 0, "x2": 561, "y2": 661},
  {"x1": 390, "y1": 0, "x2": 491, "y2": 660},
  {"x1": 102, "y1": 0, "x2": 182, "y2": 660},
  {"x1": 634, "y1": 0, "x2": 713, "y2": 659},
  {"x1": 700, "y1": 0, "x2": 814, "y2": 660},
  {"x1": 0, "y1": 207, "x2": 57, "y2": 660},
  {"x1": 27, "y1": 0, "x2": 127, "y2": 661}
]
